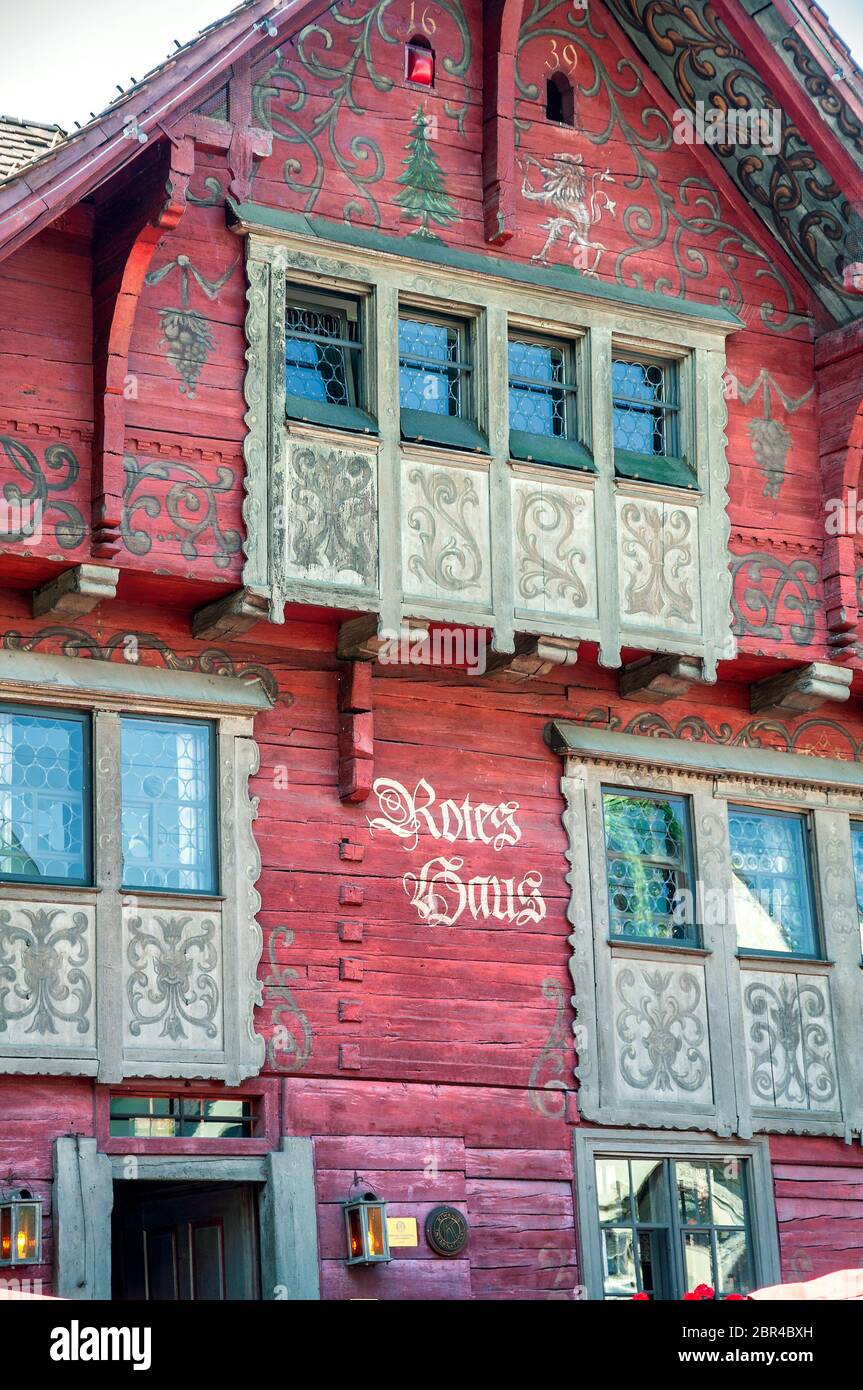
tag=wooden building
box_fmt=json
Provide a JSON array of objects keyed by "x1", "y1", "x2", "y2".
[{"x1": 1, "y1": 0, "x2": 863, "y2": 1301}]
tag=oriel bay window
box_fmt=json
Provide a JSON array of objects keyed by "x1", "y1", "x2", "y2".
[
  {"x1": 575, "y1": 1132, "x2": 780, "y2": 1301},
  {"x1": 0, "y1": 653, "x2": 268, "y2": 1082},
  {"x1": 549, "y1": 722, "x2": 863, "y2": 1139}
]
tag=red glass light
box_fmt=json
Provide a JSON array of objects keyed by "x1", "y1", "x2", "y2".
[{"x1": 406, "y1": 43, "x2": 434, "y2": 88}]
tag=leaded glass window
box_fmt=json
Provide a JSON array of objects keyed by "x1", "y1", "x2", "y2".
[
  {"x1": 595, "y1": 1155, "x2": 752, "y2": 1300},
  {"x1": 398, "y1": 313, "x2": 471, "y2": 418},
  {"x1": 508, "y1": 334, "x2": 577, "y2": 438},
  {"x1": 612, "y1": 356, "x2": 678, "y2": 457},
  {"x1": 121, "y1": 717, "x2": 216, "y2": 894},
  {"x1": 0, "y1": 707, "x2": 89, "y2": 884},
  {"x1": 284, "y1": 288, "x2": 361, "y2": 410},
  {"x1": 602, "y1": 788, "x2": 696, "y2": 943},
  {"x1": 730, "y1": 806, "x2": 819, "y2": 957}
]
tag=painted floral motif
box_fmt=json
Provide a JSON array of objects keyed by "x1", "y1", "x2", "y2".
[
  {"x1": 252, "y1": 0, "x2": 471, "y2": 227},
  {"x1": 515, "y1": 488, "x2": 589, "y2": 608},
  {"x1": 145, "y1": 253, "x2": 240, "y2": 398},
  {"x1": 0, "y1": 906, "x2": 92, "y2": 1036},
  {"x1": 735, "y1": 371, "x2": 814, "y2": 499},
  {"x1": 730, "y1": 552, "x2": 819, "y2": 646},
  {"x1": 615, "y1": 965, "x2": 708, "y2": 1093},
  {"x1": 290, "y1": 445, "x2": 376, "y2": 581},
  {"x1": 262, "y1": 924, "x2": 312, "y2": 1072},
  {"x1": 744, "y1": 976, "x2": 837, "y2": 1110},
  {"x1": 122, "y1": 455, "x2": 242, "y2": 570},
  {"x1": 528, "y1": 977, "x2": 570, "y2": 1118},
  {"x1": 0, "y1": 625, "x2": 283, "y2": 705},
  {"x1": 619, "y1": 502, "x2": 694, "y2": 625},
  {"x1": 406, "y1": 466, "x2": 483, "y2": 593},
  {"x1": 0, "y1": 436, "x2": 86, "y2": 550},
  {"x1": 126, "y1": 913, "x2": 220, "y2": 1042}
]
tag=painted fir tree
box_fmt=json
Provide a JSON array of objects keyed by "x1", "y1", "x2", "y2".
[{"x1": 395, "y1": 107, "x2": 458, "y2": 239}]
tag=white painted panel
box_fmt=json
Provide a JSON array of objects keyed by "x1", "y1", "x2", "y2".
[
  {"x1": 511, "y1": 475, "x2": 598, "y2": 622},
  {"x1": 0, "y1": 899, "x2": 96, "y2": 1050},
  {"x1": 282, "y1": 438, "x2": 378, "y2": 589},
  {"x1": 123, "y1": 904, "x2": 224, "y2": 1054},
  {"x1": 741, "y1": 970, "x2": 839, "y2": 1114},
  {"x1": 611, "y1": 956, "x2": 713, "y2": 1108},
  {"x1": 616, "y1": 494, "x2": 702, "y2": 635},
  {"x1": 401, "y1": 457, "x2": 492, "y2": 608}
]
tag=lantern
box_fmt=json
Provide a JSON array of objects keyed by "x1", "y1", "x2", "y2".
[
  {"x1": 406, "y1": 38, "x2": 435, "y2": 88},
  {"x1": 0, "y1": 1191, "x2": 42, "y2": 1266},
  {"x1": 343, "y1": 1178, "x2": 391, "y2": 1266}
]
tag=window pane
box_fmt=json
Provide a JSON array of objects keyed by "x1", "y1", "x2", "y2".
[
  {"x1": 399, "y1": 317, "x2": 464, "y2": 416},
  {"x1": 730, "y1": 807, "x2": 818, "y2": 955},
  {"x1": 632, "y1": 1159, "x2": 667, "y2": 1223},
  {"x1": 716, "y1": 1228, "x2": 752, "y2": 1294},
  {"x1": 121, "y1": 718, "x2": 215, "y2": 893},
  {"x1": 613, "y1": 358, "x2": 673, "y2": 456},
  {"x1": 0, "y1": 710, "x2": 87, "y2": 882},
  {"x1": 508, "y1": 338, "x2": 570, "y2": 437},
  {"x1": 676, "y1": 1161, "x2": 711, "y2": 1226},
  {"x1": 710, "y1": 1160, "x2": 746, "y2": 1226},
  {"x1": 284, "y1": 303, "x2": 353, "y2": 405},
  {"x1": 682, "y1": 1229, "x2": 714, "y2": 1291},
  {"x1": 596, "y1": 1159, "x2": 631, "y2": 1223},
  {"x1": 603, "y1": 790, "x2": 695, "y2": 943},
  {"x1": 602, "y1": 1227, "x2": 637, "y2": 1297}
]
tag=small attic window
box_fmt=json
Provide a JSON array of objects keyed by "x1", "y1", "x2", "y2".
[
  {"x1": 546, "y1": 73, "x2": 575, "y2": 126},
  {"x1": 406, "y1": 35, "x2": 435, "y2": 88}
]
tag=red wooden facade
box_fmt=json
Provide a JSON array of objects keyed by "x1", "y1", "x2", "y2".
[{"x1": 1, "y1": 0, "x2": 863, "y2": 1300}]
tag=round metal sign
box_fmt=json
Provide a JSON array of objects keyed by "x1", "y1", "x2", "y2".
[{"x1": 425, "y1": 1205, "x2": 469, "y2": 1257}]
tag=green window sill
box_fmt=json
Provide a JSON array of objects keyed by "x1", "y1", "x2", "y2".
[
  {"x1": 614, "y1": 449, "x2": 698, "y2": 490},
  {"x1": 400, "y1": 407, "x2": 488, "y2": 453},
  {"x1": 285, "y1": 394, "x2": 378, "y2": 435},
  {"x1": 509, "y1": 430, "x2": 596, "y2": 473}
]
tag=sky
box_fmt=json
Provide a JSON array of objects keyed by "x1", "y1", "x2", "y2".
[{"x1": 0, "y1": 0, "x2": 862, "y2": 131}]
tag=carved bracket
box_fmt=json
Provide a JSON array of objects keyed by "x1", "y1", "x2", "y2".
[
  {"x1": 619, "y1": 653, "x2": 710, "y2": 703},
  {"x1": 192, "y1": 586, "x2": 269, "y2": 641},
  {"x1": 33, "y1": 563, "x2": 119, "y2": 619},
  {"x1": 484, "y1": 633, "x2": 579, "y2": 681},
  {"x1": 750, "y1": 661, "x2": 854, "y2": 716}
]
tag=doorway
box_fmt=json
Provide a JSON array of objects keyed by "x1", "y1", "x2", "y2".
[{"x1": 111, "y1": 1180, "x2": 261, "y2": 1300}]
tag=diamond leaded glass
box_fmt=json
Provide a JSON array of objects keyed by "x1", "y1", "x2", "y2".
[
  {"x1": 508, "y1": 336, "x2": 576, "y2": 437},
  {"x1": 398, "y1": 315, "x2": 470, "y2": 417},
  {"x1": 612, "y1": 357, "x2": 678, "y2": 457},
  {"x1": 121, "y1": 717, "x2": 216, "y2": 893},
  {"x1": 0, "y1": 708, "x2": 88, "y2": 882},
  {"x1": 602, "y1": 788, "x2": 695, "y2": 942},
  {"x1": 730, "y1": 806, "x2": 818, "y2": 956},
  {"x1": 284, "y1": 297, "x2": 360, "y2": 407}
]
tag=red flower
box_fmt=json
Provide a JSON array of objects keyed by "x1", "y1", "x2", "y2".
[
  {"x1": 631, "y1": 1292, "x2": 650, "y2": 1300},
  {"x1": 724, "y1": 1293, "x2": 746, "y2": 1300},
  {"x1": 684, "y1": 1284, "x2": 716, "y2": 1300}
]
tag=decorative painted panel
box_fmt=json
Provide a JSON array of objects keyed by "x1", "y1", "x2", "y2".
[
  {"x1": 122, "y1": 904, "x2": 224, "y2": 1056},
  {"x1": 741, "y1": 971, "x2": 839, "y2": 1116},
  {"x1": 0, "y1": 900, "x2": 95, "y2": 1051},
  {"x1": 616, "y1": 494, "x2": 702, "y2": 636},
  {"x1": 400, "y1": 457, "x2": 492, "y2": 610},
  {"x1": 511, "y1": 474, "x2": 598, "y2": 623},
  {"x1": 281, "y1": 439, "x2": 378, "y2": 591},
  {"x1": 611, "y1": 956, "x2": 713, "y2": 1109}
]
